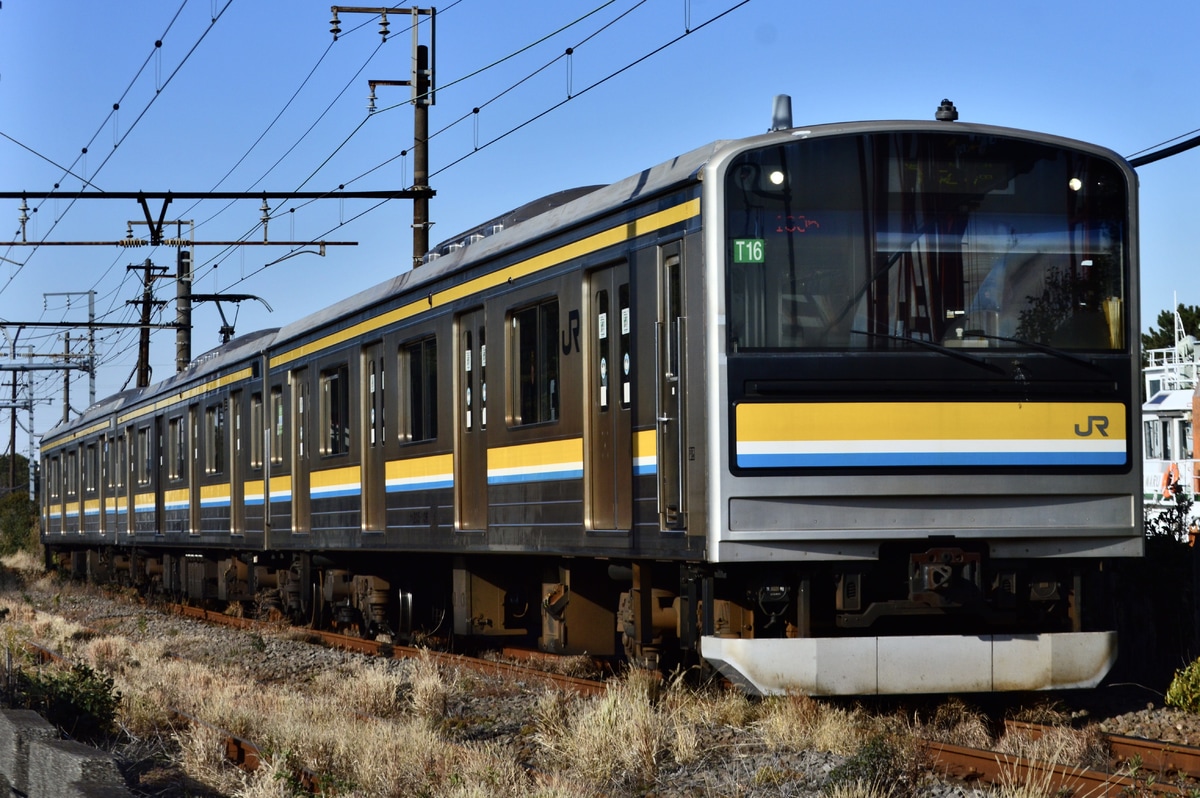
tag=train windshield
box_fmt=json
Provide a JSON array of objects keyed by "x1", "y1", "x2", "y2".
[{"x1": 724, "y1": 131, "x2": 1128, "y2": 352}]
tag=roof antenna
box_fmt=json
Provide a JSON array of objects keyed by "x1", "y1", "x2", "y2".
[
  {"x1": 771, "y1": 95, "x2": 793, "y2": 131},
  {"x1": 936, "y1": 98, "x2": 959, "y2": 122}
]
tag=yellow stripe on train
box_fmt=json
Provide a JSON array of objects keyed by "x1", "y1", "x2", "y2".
[{"x1": 736, "y1": 402, "x2": 1127, "y2": 469}]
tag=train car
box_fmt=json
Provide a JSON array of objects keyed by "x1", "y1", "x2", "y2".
[{"x1": 40, "y1": 101, "x2": 1142, "y2": 695}]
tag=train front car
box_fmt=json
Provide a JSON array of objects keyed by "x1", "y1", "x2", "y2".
[{"x1": 699, "y1": 120, "x2": 1140, "y2": 695}]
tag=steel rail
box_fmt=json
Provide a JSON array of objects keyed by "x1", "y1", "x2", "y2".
[
  {"x1": 925, "y1": 739, "x2": 1177, "y2": 795},
  {"x1": 171, "y1": 603, "x2": 608, "y2": 696},
  {"x1": 1008, "y1": 718, "x2": 1200, "y2": 783}
]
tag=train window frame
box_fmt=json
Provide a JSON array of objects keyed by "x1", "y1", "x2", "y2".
[
  {"x1": 48, "y1": 455, "x2": 60, "y2": 500},
  {"x1": 270, "y1": 385, "x2": 285, "y2": 466},
  {"x1": 250, "y1": 392, "x2": 264, "y2": 470},
  {"x1": 205, "y1": 401, "x2": 226, "y2": 475},
  {"x1": 103, "y1": 438, "x2": 113, "y2": 491},
  {"x1": 508, "y1": 298, "x2": 560, "y2": 427},
  {"x1": 83, "y1": 442, "x2": 98, "y2": 494},
  {"x1": 319, "y1": 364, "x2": 350, "y2": 457},
  {"x1": 135, "y1": 425, "x2": 151, "y2": 487},
  {"x1": 114, "y1": 434, "x2": 126, "y2": 491},
  {"x1": 65, "y1": 449, "x2": 78, "y2": 498},
  {"x1": 399, "y1": 335, "x2": 438, "y2": 444},
  {"x1": 168, "y1": 416, "x2": 186, "y2": 481},
  {"x1": 169, "y1": 417, "x2": 184, "y2": 480}
]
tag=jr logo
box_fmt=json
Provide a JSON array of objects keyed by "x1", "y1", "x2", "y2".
[{"x1": 1074, "y1": 416, "x2": 1109, "y2": 437}]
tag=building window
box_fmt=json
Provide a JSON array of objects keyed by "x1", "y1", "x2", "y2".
[
  {"x1": 511, "y1": 299, "x2": 559, "y2": 425},
  {"x1": 320, "y1": 365, "x2": 350, "y2": 456},
  {"x1": 401, "y1": 337, "x2": 438, "y2": 442},
  {"x1": 206, "y1": 402, "x2": 226, "y2": 475}
]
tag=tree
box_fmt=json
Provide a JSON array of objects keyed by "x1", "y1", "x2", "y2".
[{"x1": 1142, "y1": 303, "x2": 1200, "y2": 352}]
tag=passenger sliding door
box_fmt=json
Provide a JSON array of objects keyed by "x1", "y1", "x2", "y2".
[
  {"x1": 656, "y1": 246, "x2": 686, "y2": 530},
  {"x1": 361, "y1": 341, "x2": 386, "y2": 532},
  {"x1": 455, "y1": 308, "x2": 487, "y2": 531},
  {"x1": 587, "y1": 263, "x2": 633, "y2": 531},
  {"x1": 291, "y1": 369, "x2": 310, "y2": 533}
]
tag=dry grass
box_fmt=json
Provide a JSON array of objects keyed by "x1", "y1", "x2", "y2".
[
  {"x1": 996, "y1": 722, "x2": 1109, "y2": 772},
  {"x1": 408, "y1": 648, "x2": 451, "y2": 725},
  {"x1": 0, "y1": 550, "x2": 45, "y2": 575},
  {"x1": 911, "y1": 696, "x2": 994, "y2": 749},
  {"x1": 0, "y1": 576, "x2": 1129, "y2": 797},
  {"x1": 755, "y1": 693, "x2": 878, "y2": 756}
]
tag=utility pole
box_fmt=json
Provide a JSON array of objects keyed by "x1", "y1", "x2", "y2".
[
  {"x1": 332, "y1": 5, "x2": 436, "y2": 269},
  {"x1": 6, "y1": 329, "x2": 20, "y2": 491},
  {"x1": 127, "y1": 259, "x2": 168, "y2": 388},
  {"x1": 177, "y1": 247, "x2": 192, "y2": 372},
  {"x1": 62, "y1": 333, "x2": 70, "y2": 424}
]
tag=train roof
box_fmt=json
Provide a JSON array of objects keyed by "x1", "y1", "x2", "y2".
[
  {"x1": 42, "y1": 327, "x2": 281, "y2": 441},
  {"x1": 270, "y1": 138, "x2": 727, "y2": 345}
]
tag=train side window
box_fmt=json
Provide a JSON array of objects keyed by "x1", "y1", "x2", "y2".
[
  {"x1": 320, "y1": 365, "x2": 350, "y2": 456},
  {"x1": 83, "y1": 443, "x2": 97, "y2": 493},
  {"x1": 400, "y1": 336, "x2": 438, "y2": 443},
  {"x1": 270, "y1": 386, "x2": 285, "y2": 465},
  {"x1": 65, "y1": 450, "x2": 78, "y2": 497},
  {"x1": 205, "y1": 403, "x2": 226, "y2": 475},
  {"x1": 135, "y1": 426, "x2": 151, "y2": 486},
  {"x1": 510, "y1": 299, "x2": 559, "y2": 426},
  {"x1": 102, "y1": 439, "x2": 112, "y2": 491},
  {"x1": 168, "y1": 417, "x2": 185, "y2": 481},
  {"x1": 115, "y1": 434, "x2": 126, "y2": 490},
  {"x1": 250, "y1": 393, "x2": 264, "y2": 469},
  {"x1": 48, "y1": 456, "x2": 60, "y2": 499},
  {"x1": 619, "y1": 283, "x2": 631, "y2": 410},
  {"x1": 478, "y1": 326, "x2": 486, "y2": 430}
]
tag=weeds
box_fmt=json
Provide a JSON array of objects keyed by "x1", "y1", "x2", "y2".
[{"x1": 13, "y1": 662, "x2": 121, "y2": 744}]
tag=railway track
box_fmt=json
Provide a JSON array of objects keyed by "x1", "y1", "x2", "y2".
[
  {"x1": 928, "y1": 719, "x2": 1200, "y2": 795},
  {"x1": 168, "y1": 602, "x2": 609, "y2": 697}
]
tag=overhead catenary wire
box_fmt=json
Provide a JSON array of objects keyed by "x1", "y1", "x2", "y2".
[{"x1": 0, "y1": 0, "x2": 235, "y2": 301}]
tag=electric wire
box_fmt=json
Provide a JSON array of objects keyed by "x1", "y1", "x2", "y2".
[{"x1": 0, "y1": 0, "x2": 234, "y2": 301}]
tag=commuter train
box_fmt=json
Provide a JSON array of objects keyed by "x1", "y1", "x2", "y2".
[{"x1": 40, "y1": 101, "x2": 1142, "y2": 695}]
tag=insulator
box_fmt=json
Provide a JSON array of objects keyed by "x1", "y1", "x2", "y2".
[
  {"x1": 379, "y1": 12, "x2": 388, "y2": 41},
  {"x1": 330, "y1": 12, "x2": 341, "y2": 39}
]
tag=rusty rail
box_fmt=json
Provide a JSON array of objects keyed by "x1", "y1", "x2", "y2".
[
  {"x1": 1008, "y1": 719, "x2": 1200, "y2": 784},
  {"x1": 171, "y1": 603, "x2": 607, "y2": 696},
  {"x1": 927, "y1": 719, "x2": 1200, "y2": 796}
]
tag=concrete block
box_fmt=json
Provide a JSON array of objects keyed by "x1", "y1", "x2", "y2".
[
  {"x1": 26, "y1": 738, "x2": 130, "y2": 797},
  {"x1": 0, "y1": 708, "x2": 58, "y2": 792}
]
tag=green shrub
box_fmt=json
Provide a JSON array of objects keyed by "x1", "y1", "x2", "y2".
[
  {"x1": 15, "y1": 663, "x2": 121, "y2": 743},
  {"x1": 1166, "y1": 658, "x2": 1200, "y2": 712},
  {"x1": 824, "y1": 735, "x2": 912, "y2": 798},
  {"x1": 0, "y1": 490, "x2": 38, "y2": 556}
]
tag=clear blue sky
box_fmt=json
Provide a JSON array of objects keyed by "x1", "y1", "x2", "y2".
[{"x1": 2, "y1": 0, "x2": 1199, "y2": 459}]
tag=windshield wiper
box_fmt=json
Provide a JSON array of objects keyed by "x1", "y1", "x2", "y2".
[
  {"x1": 848, "y1": 329, "x2": 1007, "y2": 375},
  {"x1": 958, "y1": 330, "x2": 1109, "y2": 374}
]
